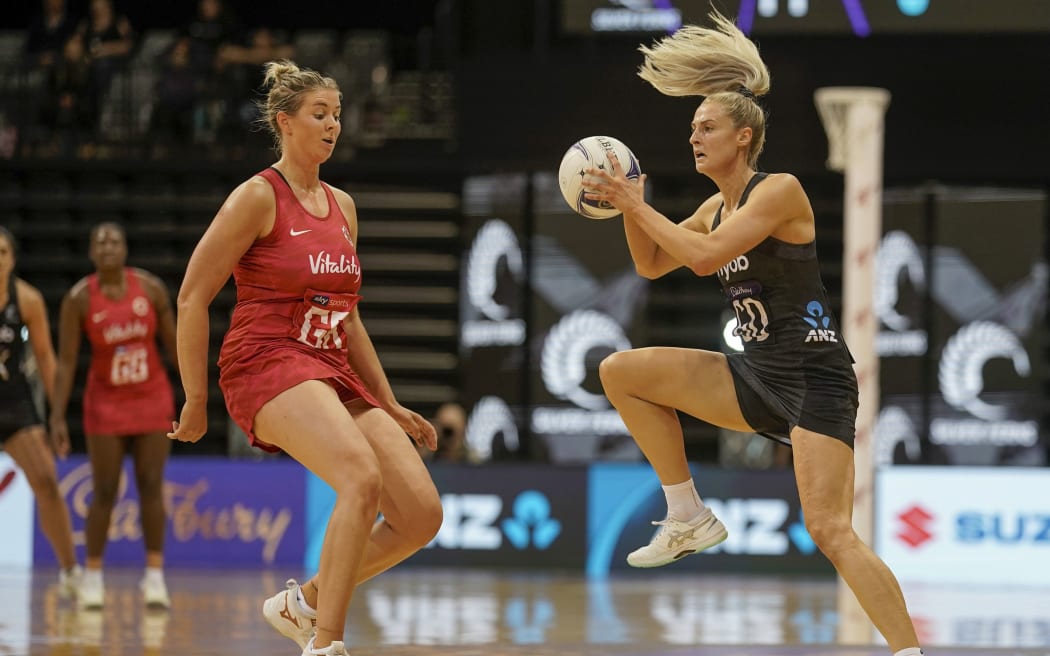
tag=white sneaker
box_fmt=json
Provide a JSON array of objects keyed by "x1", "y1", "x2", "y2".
[
  {"x1": 303, "y1": 637, "x2": 348, "y2": 656},
  {"x1": 77, "y1": 571, "x2": 104, "y2": 610},
  {"x1": 141, "y1": 573, "x2": 171, "y2": 609},
  {"x1": 626, "y1": 509, "x2": 728, "y2": 568},
  {"x1": 58, "y1": 565, "x2": 82, "y2": 600},
  {"x1": 263, "y1": 579, "x2": 316, "y2": 649}
]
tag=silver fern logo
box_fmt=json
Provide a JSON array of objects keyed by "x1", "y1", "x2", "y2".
[
  {"x1": 463, "y1": 219, "x2": 526, "y2": 347},
  {"x1": 466, "y1": 219, "x2": 522, "y2": 321},
  {"x1": 875, "y1": 230, "x2": 927, "y2": 356},
  {"x1": 938, "y1": 321, "x2": 1029, "y2": 421},
  {"x1": 466, "y1": 396, "x2": 519, "y2": 460},
  {"x1": 541, "y1": 310, "x2": 630, "y2": 411},
  {"x1": 874, "y1": 406, "x2": 922, "y2": 466},
  {"x1": 876, "y1": 230, "x2": 925, "y2": 332}
]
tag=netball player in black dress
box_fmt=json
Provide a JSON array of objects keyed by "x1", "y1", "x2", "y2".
[{"x1": 586, "y1": 12, "x2": 922, "y2": 656}]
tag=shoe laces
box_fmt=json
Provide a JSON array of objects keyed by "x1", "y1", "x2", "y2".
[{"x1": 651, "y1": 509, "x2": 711, "y2": 528}]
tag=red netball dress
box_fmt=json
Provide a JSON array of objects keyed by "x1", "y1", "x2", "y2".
[
  {"x1": 82, "y1": 270, "x2": 175, "y2": 436},
  {"x1": 218, "y1": 167, "x2": 380, "y2": 452}
]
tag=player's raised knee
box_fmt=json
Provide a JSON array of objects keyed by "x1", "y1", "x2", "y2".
[{"x1": 599, "y1": 350, "x2": 631, "y2": 389}]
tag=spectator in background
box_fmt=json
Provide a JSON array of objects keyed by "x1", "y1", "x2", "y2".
[
  {"x1": 422, "y1": 402, "x2": 473, "y2": 463},
  {"x1": 40, "y1": 33, "x2": 98, "y2": 157},
  {"x1": 215, "y1": 28, "x2": 295, "y2": 136},
  {"x1": 50, "y1": 223, "x2": 178, "y2": 612},
  {"x1": 181, "y1": 0, "x2": 242, "y2": 143},
  {"x1": 184, "y1": 0, "x2": 242, "y2": 76},
  {"x1": 76, "y1": 0, "x2": 135, "y2": 106},
  {"x1": 150, "y1": 36, "x2": 202, "y2": 153},
  {"x1": 23, "y1": 0, "x2": 77, "y2": 71}
]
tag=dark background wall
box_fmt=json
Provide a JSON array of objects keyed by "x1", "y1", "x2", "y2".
[
  {"x1": 454, "y1": 31, "x2": 1050, "y2": 185},
  {"x1": 5, "y1": 0, "x2": 1048, "y2": 458}
]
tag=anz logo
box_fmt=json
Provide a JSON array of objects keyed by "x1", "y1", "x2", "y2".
[
  {"x1": 802, "y1": 300, "x2": 838, "y2": 343},
  {"x1": 502, "y1": 491, "x2": 562, "y2": 550},
  {"x1": 429, "y1": 490, "x2": 561, "y2": 551}
]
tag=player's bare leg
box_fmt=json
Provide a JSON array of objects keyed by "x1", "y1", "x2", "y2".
[
  {"x1": 4, "y1": 427, "x2": 78, "y2": 573},
  {"x1": 80, "y1": 433, "x2": 127, "y2": 608},
  {"x1": 599, "y1": 347, "x2": 750, "y2": 565},
  {"x1": 256, "y1": 380, "x2": 381, "y2": 652},
  {"x1": 132, "y1": 432, "x2": 171, "y2": 608},
  {"x1": 600, "y1": 347, "x2": 753, "y2": 483},
  {"x1": 792, "y1": 427, "x2": 920, "y2": 652},
  {"x1": 298, "y1": 399, "x2": 441, "y2": 610}
]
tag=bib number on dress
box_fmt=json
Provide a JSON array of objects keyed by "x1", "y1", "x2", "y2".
[
  {"x1": 732, "y1": 297, "x2": 771, "y2": 343},
  {"x1": 291, "y1": 289, "x2": 361, "y2": 350},
  {"x1": 110, "y1": 344, "x2": 149, "y2": 385}
]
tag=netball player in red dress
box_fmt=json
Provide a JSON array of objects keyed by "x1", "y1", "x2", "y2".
[
  {"x1": 50, "y1": 223, "x2": 178, "y2": 611},
  {"x1": 170, "y1": 60, "x2": 442, "y2": 656}
]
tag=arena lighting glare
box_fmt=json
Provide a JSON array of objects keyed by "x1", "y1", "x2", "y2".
[{"x1": 723, "y1": 317, "x2": 744, "y2": 352}]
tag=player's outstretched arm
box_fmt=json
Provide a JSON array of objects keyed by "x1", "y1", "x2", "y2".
[{"x1": 170, "y1": 178, "x2": 273, "y2": 443}]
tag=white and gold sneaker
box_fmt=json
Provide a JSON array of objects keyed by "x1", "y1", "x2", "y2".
[{"x1": 626, "y1": 509, "x2": 728, "y2": 568}]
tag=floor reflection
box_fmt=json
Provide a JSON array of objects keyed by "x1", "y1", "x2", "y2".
[{"x1": 3, "y1": 566, "x2": 1048, "y2": 655}]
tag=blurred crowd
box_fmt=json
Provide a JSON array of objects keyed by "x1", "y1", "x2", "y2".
[{"x1": 18, "y1": 0, "x2": 298, "y2": 158}]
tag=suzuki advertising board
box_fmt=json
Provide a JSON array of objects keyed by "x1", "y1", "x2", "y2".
[{"x1": 875, "y1": 467, "x2": 1050, "y2": 585}]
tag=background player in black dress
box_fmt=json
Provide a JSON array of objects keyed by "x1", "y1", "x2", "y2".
[
  {"x1": 0, "y1": 226, "x2": 81, "y2": 595},
  {"x1": 584, "y1": 12, "x2": 922, "y2": 656}
]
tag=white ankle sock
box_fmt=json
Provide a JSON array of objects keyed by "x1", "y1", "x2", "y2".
[
  {"x1": 83, "y1": 569, "x2": 103, "y2": 586},
  {"x1": 306, "y1": 637, "x2": 342, "y2": 654},
  {"x1": 143, "y1": 567, "x2": 164, "y2": 584},
  {"x1": 662, "y1": 478, "x2": 704, "y2": 521},
  {"x1": 297, "y1": 585, "x2": 317, "y2": 617},
  {"x1": 894, "y1": 648, "x2": 923, "y2": 656}
]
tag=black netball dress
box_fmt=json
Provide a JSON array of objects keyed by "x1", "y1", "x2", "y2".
[{"x1": 714, "y1": 173, "x2": 859, "y2": 447}]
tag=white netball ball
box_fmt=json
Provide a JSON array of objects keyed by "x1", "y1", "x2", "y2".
[{"x1": 557, "y1": 135, "x2": 641, "y2": 219}]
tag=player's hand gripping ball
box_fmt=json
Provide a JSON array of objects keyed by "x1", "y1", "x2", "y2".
[{"x1": 558, "y1": 135, "x2": 641, "y2": 219}]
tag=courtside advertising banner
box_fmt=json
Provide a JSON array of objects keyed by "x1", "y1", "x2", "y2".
[
  {"x1": 587, "y1": 464, "x2": 831, "y2": 577},
  {"x1": 305, "y1": 463, "x2": 589, "y2": 571},
  {"x1": 0, "y1": 453, "x2": 34, "y2": 567},
  {"x1": 875, "y1": 467, "x2": 1050, "y2": 585},
  {"x1": 33, "y1": 456, "x2": 306, "y2": 567}
]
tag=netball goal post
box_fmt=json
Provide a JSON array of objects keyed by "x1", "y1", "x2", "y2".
[{"x1": 814, "y1": 86, "x2": 891, "y2": 643}]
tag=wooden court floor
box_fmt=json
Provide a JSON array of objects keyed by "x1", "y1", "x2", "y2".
[{"x1": 2, "y1": 565, "x2": 1048, "y2": 656}]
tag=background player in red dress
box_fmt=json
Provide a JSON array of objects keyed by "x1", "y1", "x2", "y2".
[
  {"x1": 169, "y1": 60, "x2": 442, "y2": 656},
  {"x1": 0, "y1": 226, "x2": 81, "y2": 597},
  {"x1": 50, "y1": 222, "x2": 178, "y2": 611}
]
